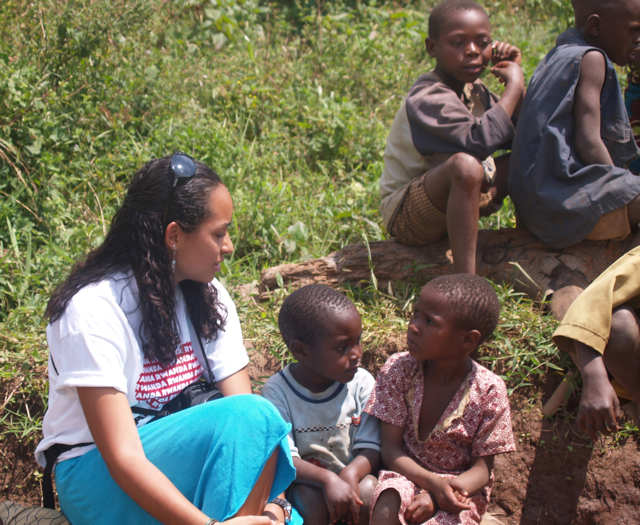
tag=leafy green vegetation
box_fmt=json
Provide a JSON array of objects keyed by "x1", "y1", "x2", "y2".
[{"x1": 1, "y1": 0, "x2": 622, "y2": 450}]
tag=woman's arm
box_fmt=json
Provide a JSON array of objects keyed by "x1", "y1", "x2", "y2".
[
  {"x1": 218, "y1": 366, "x2": 252, "y2": 396},
  {"x1": 381, "y1": 422, "x2": 471, "y2": 514},
  {"x1": 78, "y1": 386, "x2": 269, "y2": 525}
]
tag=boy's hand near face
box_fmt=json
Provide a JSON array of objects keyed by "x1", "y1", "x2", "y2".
[
  {"x1": 491, "y1": 41, "x2": 522, "y2": 66},
  {"x1": 490, "y1": 59, "x2": 525, "y2": 119},
  {"x1": 487, "y1": 40, "x2": 524, "y2": 119},
  {"x1": 490, "y1": 60, "x2": 524, "y2": 89}
]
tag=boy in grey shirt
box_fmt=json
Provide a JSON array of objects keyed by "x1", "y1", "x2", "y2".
[{"x1": 262, "y1": 284, "x2": 381, "y2": 525}]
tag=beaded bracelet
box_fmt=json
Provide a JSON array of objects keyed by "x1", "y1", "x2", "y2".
[{"x1": 205, "y1": 519, "x2": 219, "y2": 525}]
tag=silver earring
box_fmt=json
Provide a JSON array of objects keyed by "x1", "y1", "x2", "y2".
[{"x1": 171, "y1": 244, "x2": 176, "y2": 273}]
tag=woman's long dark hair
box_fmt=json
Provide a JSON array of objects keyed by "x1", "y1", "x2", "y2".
[{"x1": 46, "y1": 156, "x2": 227, "y2": 365}]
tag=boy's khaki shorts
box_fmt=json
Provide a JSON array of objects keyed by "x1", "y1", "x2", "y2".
[
  {"x1": 388, "y1": 173, "x2": 497, "y2": 246},
  {"x1": 585, "y1": 206, "x2": 630, "y2": 242}
]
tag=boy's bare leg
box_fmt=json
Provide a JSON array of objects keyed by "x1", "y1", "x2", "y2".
[
  {"x1": 423, "y1": 152, "x2": 484, "y2": 274},
  {"x1": 235, "y1": 449, "x2": 279, "y2": 516},
  {"x1": 289, "y1": 482, "x2": 330, "y2": 525},
  {"x1": 577, "y1": 305, "x2": 640, "y2": 438},
  {"x1": 357, "y1": 475, "x2": 378, "y2": 525},
  {"x1": 549, "y1": 285, "x2": 584, "y2": 321},
  {"x1": 370, "y1": 489, "x2": 402, "y2": 525},
  {"x1": 603, "y1": 306, "x2": 640, "y2": 407}
]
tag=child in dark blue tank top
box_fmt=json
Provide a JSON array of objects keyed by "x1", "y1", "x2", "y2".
[{"x1": 509, "y1": 0, "x2": 640, "y2": 249}]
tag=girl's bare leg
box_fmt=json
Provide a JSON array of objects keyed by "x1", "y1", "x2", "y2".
[
  {"x1": 235, "y1": 448, "x2": 279, "y2": 516},
  {"x1": 370, "y1": 489, "x2": 402, "y2": 525}
]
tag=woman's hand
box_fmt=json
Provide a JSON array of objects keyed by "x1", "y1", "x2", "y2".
[
  {"x1": 491, "y1": 41, "x2": 522, "y2": 66},
  {"x1": 404, "y1": 492, "x2": 437, "y2": 524}
]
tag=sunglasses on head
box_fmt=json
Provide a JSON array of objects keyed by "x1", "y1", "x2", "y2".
[{"x1": 163, "y1": 152, "x2": 197, "y2": 228}]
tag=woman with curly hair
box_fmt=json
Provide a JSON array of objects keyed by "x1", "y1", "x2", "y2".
[{"x1": 35, "y1": 154, "x2": 295, "y2": 525}]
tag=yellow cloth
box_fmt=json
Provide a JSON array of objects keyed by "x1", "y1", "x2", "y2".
[
  {"x1": 553, "y1": 246, "x2": 640, "y2": 355},
  {"x1": 553, "y1": 246, "x2": 640, "y2": 400}
]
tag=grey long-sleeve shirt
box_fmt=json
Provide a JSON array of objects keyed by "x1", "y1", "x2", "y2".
[{"x1": 380, "y1": 71, "x2": 515, "y2": 229}]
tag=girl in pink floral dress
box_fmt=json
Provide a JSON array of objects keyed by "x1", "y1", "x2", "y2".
[{"x1": 365, "y1": 275, "x2": 516, "y2": 525}]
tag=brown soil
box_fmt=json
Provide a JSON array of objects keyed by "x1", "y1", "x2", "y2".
[{"x1": 2, "y1": 337, "x2": 640, "y2": 524}]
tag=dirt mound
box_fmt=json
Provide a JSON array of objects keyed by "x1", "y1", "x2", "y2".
[
  {"x1": 490, "y1": 379, "x2": 640, "y2": 525},
  {"x1": 2, "y1": 337, "x2": 639, "y2": 524}
]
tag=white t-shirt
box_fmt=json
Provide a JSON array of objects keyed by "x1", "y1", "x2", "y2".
[
  {"x1": 35, "y1": 272, "x2": 248, "y2": 467},
  {"x1": 261, "y1": 365, "x2": 381, "y2": 474}
]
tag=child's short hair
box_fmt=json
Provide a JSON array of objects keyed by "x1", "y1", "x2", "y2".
[
  {"x1": 425, "y1": 274, "x2": 500, "y2": 344},
  {"x1": 571, "y1": 0, "x2": 617, "y2": 25},
  {"x1": 278, "y1": 284, "x2": 355, "y2": 348},
  {"x1": 429, "y1": 0, "x2": 489, "y2": 40}
]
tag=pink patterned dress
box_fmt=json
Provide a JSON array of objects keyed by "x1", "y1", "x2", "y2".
[{"x1": 364, "y1": 353, "x2": 516, "y2": 525}]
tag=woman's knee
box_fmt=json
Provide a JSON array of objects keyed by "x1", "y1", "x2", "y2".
[{"x1": 448, "y1": 153, "x2": 484, "y2": 189}]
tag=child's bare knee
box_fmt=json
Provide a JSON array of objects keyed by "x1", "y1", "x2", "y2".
[
  {"x1": 609, "y1": 307, "x2": 640, "y2": 348},
  {"x1": 448, "y1": 153, "x2": 484, "y2": 188},
  {"x1": 605, "y1": 306, "x2": 640, "y2": 370},
  {"x1": 359, "y1": 474, "x2": 378, "y2": 506}
]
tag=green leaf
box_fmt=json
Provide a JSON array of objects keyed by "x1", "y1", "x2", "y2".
[
  {"x1": 26, "y1": 137, "x2": 43, "y2": 155},
  {"x1": 6, "y1": 218, "x2": 19, "y2": 257},
  {"x1": 145, "y1": 65, "x2": 159, "y2": 80},
  {"x1": 288, "y1": 221, "x2": 308, "y2": 243}
]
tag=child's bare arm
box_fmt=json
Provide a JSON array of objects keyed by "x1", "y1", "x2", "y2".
[
  {"x1": 381, "y1": 421, "x2": 471, "y2": 514},
  {"x1": 293, "y1": 457, "x2": 362, "y2": 523},
  {"x1": 575, "y1": 341, "x2": 620, "y2": 440},
  {"x1": 491, "y1": 61, "x2": 525, "y2": 118},
  {"x1": 448, "y1": 455, "x2": 494, "y2": 497},
  {"x1": 340, "y1": 448, "x2": 381, "y2": 487},
  {"x1": 574, "y1": 51, "x2": 613, "y2": 166}
]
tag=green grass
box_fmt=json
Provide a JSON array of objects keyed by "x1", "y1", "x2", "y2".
[{"x1": 2, "y1": 0, "x2": 634, "y2": 448}]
